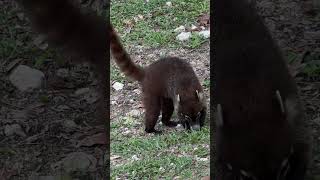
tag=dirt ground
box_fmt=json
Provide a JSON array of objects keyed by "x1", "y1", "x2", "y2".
[{"x1": 0, "y1": 1, "x2": 106, "y2": 179}]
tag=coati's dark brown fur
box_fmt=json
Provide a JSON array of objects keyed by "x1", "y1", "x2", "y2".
[
  {"x1": 15, "y1": 0, "x2": 110, "y2": 176},
  {"x1": 110, "y1": 27, "x2": 207, "y2": 133},
  {"x1": 215, "y1": 0, "x2": 312, "y2": 179}
]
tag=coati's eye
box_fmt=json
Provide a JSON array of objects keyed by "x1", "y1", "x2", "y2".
[{"x1": 185, "y1": 115, "x2": 192, "y2": 121}]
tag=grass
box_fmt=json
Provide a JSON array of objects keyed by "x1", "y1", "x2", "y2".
[
  {"x1": 110, "y1": 0, "x2": 210, "y2": 48},
  {"x1": 111, "y1": 118, "x2": 210, "y2": 179},
  {"x1": 286, "y1": 51, "x2": 320, "y2": 77}
]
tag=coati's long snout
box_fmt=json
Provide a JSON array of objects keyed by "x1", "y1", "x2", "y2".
[{"x1": 176, "y1": 90, "x2": 206, "y2": 131}]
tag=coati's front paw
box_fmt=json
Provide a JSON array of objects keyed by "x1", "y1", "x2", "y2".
[
  {"x1": 145, "y1": 128, "x2": 162, "y2": 134},
  {"x1": 163, "y1": 121, "x2": 178, "y2": 127}
]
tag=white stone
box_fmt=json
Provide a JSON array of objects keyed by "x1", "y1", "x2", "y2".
[
  {"x1": 175, "y1": 124, "x2": 185, "y2": 131},
  {"x1": 112, "y1": 82, "x2": 124, "y2": 91},
  {"x1": 63, "y1": 120, "x2": 77, "y2": 129},
  {"x1": 133, "y1": 89, "x2": 140, "y2": 94},
  {"x1": 191, "y1": 24, "x2": 198, "y2": 30},
  {"x1": 174, "y1": 25, "x2": 185, "y2": 32},
  {"x1": 166, "y1": 1, "x2": 172, "y2": 6},
  {"x1": 198, "y1": 30, "x2": 210, "y2": 38},
  {"x1": 131, "y1": 155, "x2": 139, "y2": 161},
  {"x1": 129, "y1": 109, "x2": 141, "y2": 117},
  {"x1": 9, "y1": 65, "x2": 45, "y2": 92},
  {"x1": 176, "y1": 32, "x2": 191, "y2": 41}
]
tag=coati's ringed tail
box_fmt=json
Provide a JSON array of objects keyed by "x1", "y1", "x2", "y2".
[{"x1": 109, "y1": 26, "x2": 145, "y2": 82}]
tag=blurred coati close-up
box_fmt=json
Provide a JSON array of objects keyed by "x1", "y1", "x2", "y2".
[
  {"x1": 14, "y1": 0, "x2": 109, "y2": 126},
  {"x1": 214, "y1": 0, "x2": 312, "y2": 179},
  {"x1": 110, "y1": 27, "x2": 207, "y2": 134}
]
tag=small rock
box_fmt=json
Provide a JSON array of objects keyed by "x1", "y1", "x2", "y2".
[
  {"x1": 198, "y1": 157, "x2": 208, "y2": 161},
  {"x1": 176, "y1": 32, "x2": 191, "y2": 41},
  {"x1": 129, "y1": 109, "x2": 141, "y2": 117},
  {"x1": 74, "y1": 88, "x2": 90, "y2": 96},
  {"x1": 63, "y1": 120, "x2": 77, "y2": 129},
  {"x1": 166, "y1": 1, "x2": 172, "y2": 6},
  {"x1": 175, "y1": 124, "x2": 184, "y2": 131},
  {"x1": 123, "y1": 129, "x2": 131, "y2": 135},
  {"x1": 110, "y1": 155, "x2": 121, "y2": 161},
  {"x1": 9, "y1": 65, "x2": 45, "y2": 92},
  {"x1": 198, "y1": 30, "x2": 210, "y2": 38},
  {"x1": 133, "y1": 89, "x2": 140, "y2": 94},
  {"x1": 174, "y1": 25, "x2": 185, "y2": 32},
  {"x1": 191, "y1": 24, "x2": 198, "y2": 30},
  {"x1": 56, "y1": 68, "x2": 69, "y2": 78},
  {"x1": 159, "y1": 167, "x2": 165, "y2": 171},
  {"x1": 112, "y1": 82, "x2": 124, "y2": 91},
  {"x1": 131, "y1": 155, "x2": 139, "y2": 161},
  {"x1": 4, "y1": 124, "x2": 26, "y2": 137},
  {"x1": 51, "y1": 152, "x2": 97, "y2": 172},
  {"x1": 137, "y1": 14, "x2": 144, "y2": 20}
]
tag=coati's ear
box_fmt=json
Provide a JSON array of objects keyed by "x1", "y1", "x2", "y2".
[
  {"x1": 196, "y1": 90, "x2": 204, "y2": 101},
  {"x1": 276, "y1": 90, "x2": 285, "y2": 114},
  {"x1": 177, "y1": 94, "x2": 180, "y2": 103},
  {"x1": 216, "y1": 104, "x2": 224, "y2": 127}
]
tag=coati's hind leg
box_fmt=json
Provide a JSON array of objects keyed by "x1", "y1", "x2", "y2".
[
  {"x1": 144, "y1": 94, "x2": 162, "y2": 134},
  {"x1": 160, "y1": 97, "x2": 177, "y2": 127}
]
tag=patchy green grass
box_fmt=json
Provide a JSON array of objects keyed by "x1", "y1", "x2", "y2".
[
  {"x1": 110, "y1": 64, "x2": 126, "y2": 82},
  {"x1": 286, "y1": 51, "x2": 320, "y2": 77},
  {"x1": 110, "y1": 0, "x2": 210, "y2": 48},
  {"x1": 111, "y1": 118, "x2": 210, "y2": 179},
  {"x1": 203, "y1": 79, "x2": 210, "y2": 89}
]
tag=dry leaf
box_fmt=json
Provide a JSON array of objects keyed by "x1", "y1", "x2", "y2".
[{"x1": 77, "y1": 133, "x2": 107, "y2": 147}]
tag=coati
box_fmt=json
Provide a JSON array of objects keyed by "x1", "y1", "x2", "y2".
[
  {"x1": 214, "y1": 0, "x2": 312, "y2": 179},
  {"x1": 110, "y1": 27, "x2": 207, "y2": 134}
]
